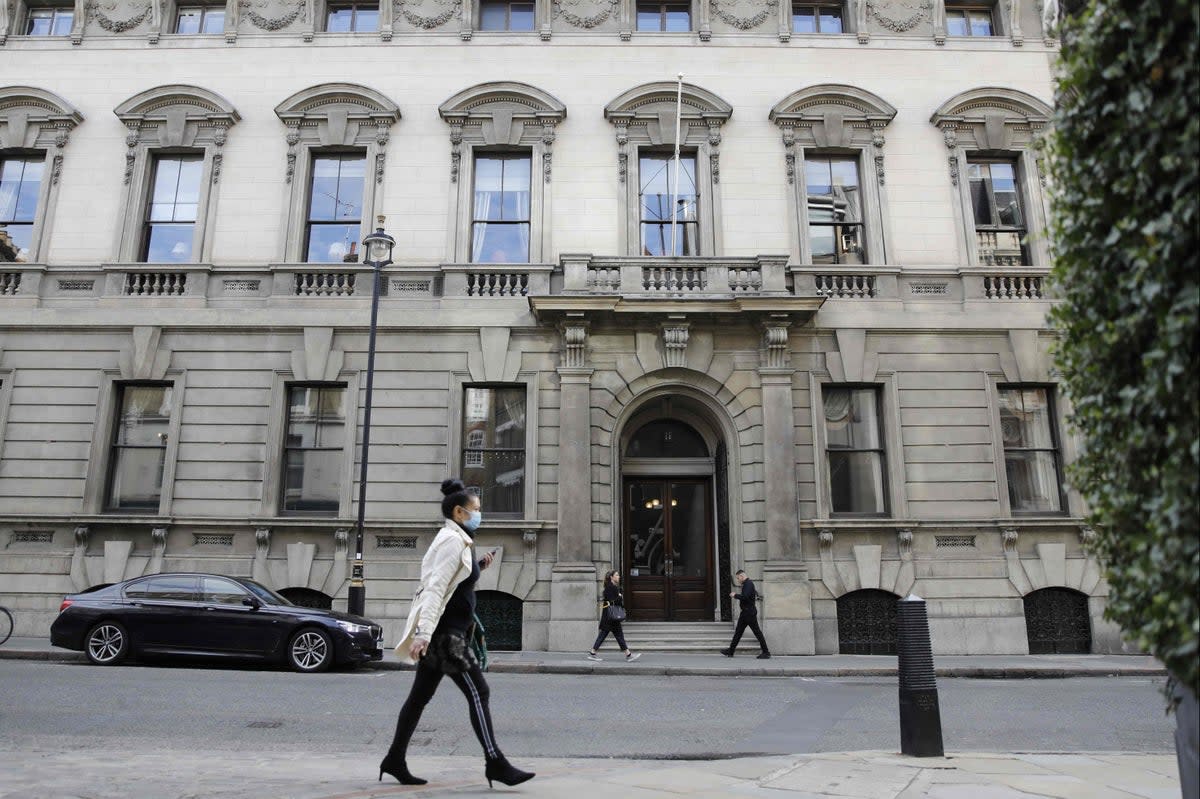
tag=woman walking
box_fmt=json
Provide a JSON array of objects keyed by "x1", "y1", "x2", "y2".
[
  {"x1": 587, "y1": 571, "x2": 641, "y2": 662},
  {"x1": 381, "y1": 479, "x2": 535, "y2": 789}
]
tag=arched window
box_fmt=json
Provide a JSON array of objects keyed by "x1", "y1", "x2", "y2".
[
  {"x1": 930, "y1": 88, "x2": 1053, "y2": 266},
  {"x1": 837, "y1": 589, "x2": 898, "y2": 654},
  {"x1": 625, "y1": 419, "x2": 708, "y2": 459},
  {"x1": 604, "y1": 82, "x2": 732, "y2": 257},
  {"x1": 1024, "y1": 587, "x2": 1091, "y2": 654},
  {"x1": 274, "y1": 83, "x2": 401, "y2": 263},
  {"x1": 475, "y1": 590, "x2": 522, "y2": 650},
  {"x1": 0, "y1": 86, "x2": 83, "y2": 264},
  {"x1": 438, "y1": 81, "x2": 566, "y2": 265},
  {"x1": 278, "y1": 587, "x2": 334, "y2": 609},
  {"x1": 112, "y1": 85, "x2": 240, "y2": 264},
  {"x1": 769, "y1": 85, "x2": 897, "y2": 267}
]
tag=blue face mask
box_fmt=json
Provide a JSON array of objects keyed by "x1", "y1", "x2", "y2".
[{"x1": 461, "y1": 510, "x2": 482, "y2": 533}]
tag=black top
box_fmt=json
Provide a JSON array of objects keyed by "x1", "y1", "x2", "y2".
[
  {"x1": 735, "y1": 578, "x2": 759, "y2": 612},
  {"x1": 436, "y1": 552, "x2": 480, "y2": 636},
  {"x1": 603, "y1": 583, "x2": 625, "y2": 607}
]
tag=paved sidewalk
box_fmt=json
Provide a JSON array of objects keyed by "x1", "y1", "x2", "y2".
[
  {"x1": 1, "y1": 636, "x2": 1165, "y2": 678},
  {"x1": 0, "y1": 748, "x2": 1180, "y2": 799}
]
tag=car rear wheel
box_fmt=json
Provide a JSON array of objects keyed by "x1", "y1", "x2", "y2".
[
  {"x1": 287, "y1": 628, "x2": 332, "y2": 673},
  {"x1": 85, "y1": 621, "x2": 129, "y2": 666}
]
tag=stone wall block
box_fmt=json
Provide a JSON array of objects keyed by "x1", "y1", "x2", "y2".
[
  {"x1": 285, "y1": 541, "x2": 316, "y2": 588},
  {"x1": 1035, "y1": 542, "x2": 1066, "y2": 587},
  {"x1": 102, "y1": 540, "x2": 134, "y2": 585},
  {"x1": 836, "y1": 561, "x2": 860, "y2": 594},
  {"x1": 634, "y1": 331, "x2": 662, "y2": 374},
  {"x1": 852, "y1": 544, "x2": 882, "y2": 590},
  {"x1": 1022, "y1": 558, "x2": 1047, "y2": 591}
]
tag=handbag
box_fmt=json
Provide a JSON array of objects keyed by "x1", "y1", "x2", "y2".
[
  {"x1": 468, "y1": 613, "x2": 489, "y2": 672},
  {"x1": 602, "y1": 602, "x2": 627, "y2": 624}
]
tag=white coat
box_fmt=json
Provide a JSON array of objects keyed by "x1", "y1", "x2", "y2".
[{"x1": 393, "y1": 519, "x2": 475, "y2": 665}]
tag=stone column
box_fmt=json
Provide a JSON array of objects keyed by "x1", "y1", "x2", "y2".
[
  {"x1": 548, "y1": 320, "x2": 599, "y2": 652},
  {"x1": 759, "y1": 319, "x2": 816, "y2": 654}
]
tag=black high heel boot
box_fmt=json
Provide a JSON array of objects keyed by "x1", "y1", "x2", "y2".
[
  {"x1": 379, "y1": 753, "x2": 427, "y2": 785},
  {"x1": 485, "y1": 754, "x2": 535, "y2": 788}
]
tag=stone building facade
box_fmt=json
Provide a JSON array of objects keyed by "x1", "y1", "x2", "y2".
[{"x1": 0, "y1": 0, "x2": 1125, "y2": 655}]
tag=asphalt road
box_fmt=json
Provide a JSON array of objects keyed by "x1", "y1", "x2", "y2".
[{"x1": 0, "y1": 660, "x2": 1174, "y2": 759}]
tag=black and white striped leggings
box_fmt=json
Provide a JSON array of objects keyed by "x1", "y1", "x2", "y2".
[{"x1": 388, "y1": 659, "x2": 500, "y2": 760}]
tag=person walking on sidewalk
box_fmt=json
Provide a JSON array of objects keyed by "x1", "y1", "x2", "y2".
[
  {"x1": 381, "y1": 479, "x2": 535, "y2": 789},
  {"x1": 721, "y1": 569, "x2": 771, "y2": 659},
  {"x1": 587, "y1": 571, "x2": 641, "y2": 662}
]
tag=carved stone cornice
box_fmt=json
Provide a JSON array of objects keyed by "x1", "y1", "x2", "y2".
[
  {"x1": 661, "y1": 322, "x2": 690, "y2": 368},
  {"x1": 1002, "y1": 527, "x2": 1019, "y2": 553},
  {"x1": 818, "y1": 528, "x2": 834, "y2": 552},
  {"x1": 394, "y1": 0, "x2": 459, "y2": 28},
  {"x1": 865, "y1": 0, "x2": 931, "y2": 31},
  {"x1": 240, "y1": 0, "x2": 304, "y2": 30},
  {"x1": 710, "y1": 0, "x2": 777, "y2": 29},
  {"x1": 560, "y1": 320, "x2": 590, "y2": 369},
  {"x1": 760, "y1": 319, "x2": 791, "y2": 370},
  {"x1": 553, "y1": 0, "x2": 618, "y2": 28},
  {"x1": 86, "y1": 0, "x2": 153, "y2": 33}
]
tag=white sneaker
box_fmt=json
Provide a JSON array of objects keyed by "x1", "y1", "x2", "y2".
[
  {"x1": 625, "y1": 652, "x2": 641, "y2": 662},
  {"x1": 586, "y1": 653, "x2": 602, "y2": 662}
]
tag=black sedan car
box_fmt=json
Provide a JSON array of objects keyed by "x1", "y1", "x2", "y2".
[{"x1": 50, "y1": 573, "x2": 383, "y2": 672}]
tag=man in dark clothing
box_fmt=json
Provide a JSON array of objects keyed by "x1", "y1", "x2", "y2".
[{"x1": 720, "y1": 569, "x2": 771, "y2": 659}]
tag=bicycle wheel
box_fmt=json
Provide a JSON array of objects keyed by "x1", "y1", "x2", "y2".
[{"x1": 0, "y1": 607, "x2": 12, "y2": 647}]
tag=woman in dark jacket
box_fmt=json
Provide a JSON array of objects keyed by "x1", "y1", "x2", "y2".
[{"x1": 587, "y1": 571, "x2": 641, "y2": 662}]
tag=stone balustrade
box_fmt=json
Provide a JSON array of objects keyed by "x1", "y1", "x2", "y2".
[{"x1": 0, "y1": 259, "x2": 1054, "y2": 307}]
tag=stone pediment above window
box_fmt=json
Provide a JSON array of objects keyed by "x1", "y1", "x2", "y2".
[
  {"x1": 929, "y1": 87, "x2": 1052, "y2": 151},
  {"x1": 114, "y1": 85, "x2": 240, "y2": 149},
  {"x1": 768, "y1": 84, "x2": 897, "y2": 150},
  {"x1": 438, "y1": 82, "x2": 567, "y2": 182},
  {"x1": 0, "y1": 86, "x2": 83, "y2": 150},
  {"x1": 274, "y1": 83, "x2": 401, "y2": 182},
  {"x1": 604, "y1": 81, "x2": 734, "y2": 147}
]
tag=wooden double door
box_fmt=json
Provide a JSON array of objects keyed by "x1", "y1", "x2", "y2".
[{"x1": 623, "y1": 478, "x2": 714, "y2": 621}]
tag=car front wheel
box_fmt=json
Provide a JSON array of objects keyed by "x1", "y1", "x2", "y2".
[
  {"x1": 287, "y1": 628, "x2": 333, "y2": 673},
  {"x1": 85, "y1": 621, "x2": 129, "y2": 666}
]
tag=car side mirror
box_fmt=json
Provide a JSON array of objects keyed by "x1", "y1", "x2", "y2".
[{"x1": 242, "y1": 596, "x2": 261, "y2": 609}]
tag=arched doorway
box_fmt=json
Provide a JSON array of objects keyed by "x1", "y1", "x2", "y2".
[
  {"x1": 837, "y1": 589, "x2": 899, "y2": 655},
  {"x1": 1024, "y1": 587, "x2": 1092, "y2": 654},
  {"x1": 619, "y1": 396, "x2": 730, "y2": 622}
]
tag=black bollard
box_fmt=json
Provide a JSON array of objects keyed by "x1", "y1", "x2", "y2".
[{"x1": 896, "y1": 594, "x2": 944, "y2": 757}]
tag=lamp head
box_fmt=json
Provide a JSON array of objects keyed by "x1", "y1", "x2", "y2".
[{"x1": 361, "y1": 216, "x2": 394, "y2": 266}]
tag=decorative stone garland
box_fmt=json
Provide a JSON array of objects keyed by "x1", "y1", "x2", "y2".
[
  {"x1": 241, "y1": 0, "x2": 305, "y2": 31},
  {"x1": 86, "y1": 0, "x2": 152, "y2": 32},
  {"x1": 710, "y1": 0, "x2": 777, "y2": 30},
  {"x1": 395, "y1": 0, "x2": 458, "y2": 29},
  {"x1": 865, "y1": 0, "x2": 930, "y2": 32},
  {"x1": 553, "y1": 0, "x2": 618, "y2": 29}
]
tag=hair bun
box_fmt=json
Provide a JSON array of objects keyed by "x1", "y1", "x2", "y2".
[{"x1": 441, "y1": 478, "x2": 466, "y2": 497}]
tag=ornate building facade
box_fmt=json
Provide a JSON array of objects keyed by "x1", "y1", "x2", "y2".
[{"x1": 0, "y1": 0, "x2": 1122, "y2": 655}]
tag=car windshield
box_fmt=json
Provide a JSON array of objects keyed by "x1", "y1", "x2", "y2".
[{"x1": 240, "y1": 580, "x2": 293, "y2": 606}]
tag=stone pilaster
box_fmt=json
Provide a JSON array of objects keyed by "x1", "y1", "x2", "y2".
[
  {"x1": 549, "y1": 320, "x2": 599, "y2": 652},
  {"x1": 758, "y1": 318, "x2": 815, "y2": 654}
]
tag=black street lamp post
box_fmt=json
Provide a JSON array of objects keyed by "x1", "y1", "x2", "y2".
[{"x1": 348, "y1": 217, "x2": 394, "y2": 618}]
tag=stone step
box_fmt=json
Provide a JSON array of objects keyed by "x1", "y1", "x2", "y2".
[{"x1": 618, "y1": 621, "x2": 734, "y2": 652}]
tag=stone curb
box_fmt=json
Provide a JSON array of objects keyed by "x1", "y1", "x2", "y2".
[{"x1": 0, "y1": 647, "x2": 1167, "y2": 678}]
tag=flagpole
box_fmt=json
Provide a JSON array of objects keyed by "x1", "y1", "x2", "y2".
[{"x1": 670, "y1": 72, "x2": 683, "y2": 257}]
